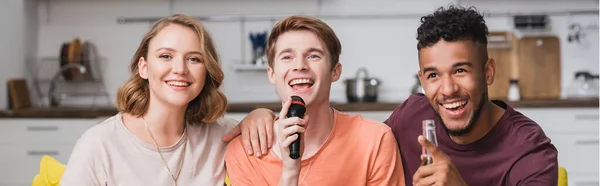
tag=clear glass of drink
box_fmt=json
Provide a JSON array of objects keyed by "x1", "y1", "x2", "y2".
[{"x1": 421, "y1": 119, "x2": 438, "y2": 166}]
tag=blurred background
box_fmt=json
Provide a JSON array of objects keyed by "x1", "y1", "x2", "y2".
[{"x1": 0, "y1": 0, "x2": 598, "y2": 185}]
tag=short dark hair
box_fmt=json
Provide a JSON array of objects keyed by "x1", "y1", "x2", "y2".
[{"x1": 416, "y1": 5, "x2": 489, "y2": 50}]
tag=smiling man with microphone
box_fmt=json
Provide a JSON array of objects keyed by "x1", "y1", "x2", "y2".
[{"x1": 225, "y1": 15, "x2": 405, "y2": 186}]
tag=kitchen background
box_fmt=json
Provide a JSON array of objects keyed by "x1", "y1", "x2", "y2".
[
  {"x1": 0, "y1": 0, "x2": 599, "y2": 185},
  {"x1": 0, "y1": 0, "x2": 599, "y2": 108}
]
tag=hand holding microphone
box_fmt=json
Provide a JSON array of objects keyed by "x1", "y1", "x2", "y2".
[{"x1": 276, "y1": 96, "x2": 308, "y2": 169}]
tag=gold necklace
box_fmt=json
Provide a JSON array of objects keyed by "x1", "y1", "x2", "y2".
[{"x1": 142, "y1": 117, "x2": 187, "y2": 186}]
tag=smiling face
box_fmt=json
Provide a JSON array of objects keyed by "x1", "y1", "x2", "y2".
[
  {"x1": 138, "y1": 23, "x2": 207, "y2": 108},
  {"x1": 418, "y1": 39, "x2": 495, "y2": 136},
  {"x1": 267, "y1": 30, "x2": 341, "y2": 106}
]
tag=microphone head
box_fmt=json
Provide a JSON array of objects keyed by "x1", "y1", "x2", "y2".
[
  {"x1": 291, "y1": 96, "x2": 305, "y2": 106},
  {"x1": 288, "y1": 96, "x2": 306, "y2": 118}
]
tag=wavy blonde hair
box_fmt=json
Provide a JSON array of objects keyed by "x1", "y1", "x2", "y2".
[{"x1": 116, "y1": 14, "x2": 227, "y2": 124}]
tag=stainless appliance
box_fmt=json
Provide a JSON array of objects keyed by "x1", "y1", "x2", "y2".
[
  {"x1": 344, "y1": 67, "x2": 381, "y2": 102},
  {"x1": 566, "y1": 71, "x2": 599, "y2": 99}
]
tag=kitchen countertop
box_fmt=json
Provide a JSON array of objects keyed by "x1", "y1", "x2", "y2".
[{"x1": 0, "y1": 98, "x2": 597, "y2": 118}]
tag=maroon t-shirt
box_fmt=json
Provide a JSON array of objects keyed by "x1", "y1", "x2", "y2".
[{"x1": 385, "y1": 94, "x2": 558, "y2": 186}]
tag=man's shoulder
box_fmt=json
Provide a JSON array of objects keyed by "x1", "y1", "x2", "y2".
[
  {"x1": 395, "y1": 93, "x2": 431, "y2": 113},
  {"x1": 505, "y1": 108, "x2": 545, "y2": 136},
  {"x1": 334, "y1": 112, "x2": 399, "y2": 154},
  {"x1": 225, "y1": 135, "x2": 245, "y2": 157},
  {"x1": 502, "y1": 108, "x2": 555, "y2": 150},
  {"x1": 497, "y1": 106, "x2": 559, "y2": 185},
  {"x1": 336, "y1": 111, "x2": 393, "y2": 138},
  {"x1": 386, "y1": 93, "x2": 435, "y2": 127}
]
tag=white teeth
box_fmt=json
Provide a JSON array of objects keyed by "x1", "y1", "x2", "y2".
[
  {"x1": 166, "y1": 81, "x2": 190, "y2": 87},
  {"x1": 289, "y1": 78, "x2": 314, "y2": 86},
  {"x1": 442, "y1": 101, "x2": 467, "y2": 109}
]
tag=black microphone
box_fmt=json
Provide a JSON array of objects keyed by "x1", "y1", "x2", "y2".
[{"x1": 287, "y1": 95, "x2": 306, "y2": 159}]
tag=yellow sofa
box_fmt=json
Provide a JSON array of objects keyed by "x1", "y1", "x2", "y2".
[
  {"x1": 558, "y1": 166, "x2": 568, "y2": 186},
  {"x1": 32, "y1": 156, "x2": 566, "y2": 186}
]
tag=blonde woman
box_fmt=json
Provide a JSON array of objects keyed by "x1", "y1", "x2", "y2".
[{"x1": 60, "y1": 14, "x2": 272, "y2": 185}]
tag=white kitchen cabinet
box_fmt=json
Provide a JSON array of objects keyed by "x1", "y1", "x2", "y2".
[
  {"x1": 0, "y1": 144, "x2": 75, "y2": 185},
  {"x1": 569, "y1": 175, "x2": 600, "y2": 186},
  {"x1": 550, "y1": 133, "x2": 599, "y2": 176},
  {"x1": 516, "y1": 108, "x2": 599, "y2": 134},
  {"x1": 0, "y1": 119, "x2": 97, "y2": 145},
  {"x1": 0, "y1": 118, "x2": 101, "y2": 185}
]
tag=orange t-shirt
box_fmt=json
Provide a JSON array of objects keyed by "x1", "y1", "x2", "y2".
[{"x1": 225, "y1": 109, "x2": 405, "y2": 186}]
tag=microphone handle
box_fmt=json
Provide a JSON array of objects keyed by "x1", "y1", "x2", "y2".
[
  {"x1": 289, "y1": 132, "x2": 301, "y2": 159},
  {"x1": 287, "y1": 102, "x2": 304, "y2": 160}
]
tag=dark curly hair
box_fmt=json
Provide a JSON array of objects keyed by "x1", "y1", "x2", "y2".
[{"x1": 416, "y1": 5, "x2": 488, "y2": 50}]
